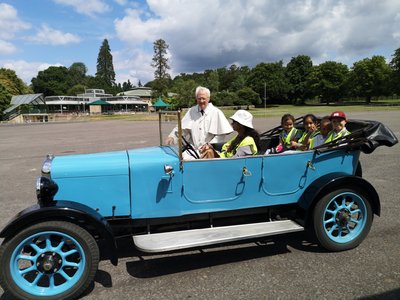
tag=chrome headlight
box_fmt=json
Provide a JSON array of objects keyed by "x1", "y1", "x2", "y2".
[
  {"x1": 41, "y1": 154, "x2": 54, "y2": 177},
  {"x1": 36, "y1": 176, "x2": 58, "y2": 205}
]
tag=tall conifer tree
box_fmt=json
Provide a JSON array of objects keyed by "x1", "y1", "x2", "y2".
[{"x1": 96, "y1": 39, "x2": 116, "y2": 87}]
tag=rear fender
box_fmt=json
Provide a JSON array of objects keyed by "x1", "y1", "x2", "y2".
[
  {"x1": 0, "y1": 200, "x2": 118, "y2": 265},
  {"x1": 299, "y1": 174, "x2": 380, "y2": 225}
]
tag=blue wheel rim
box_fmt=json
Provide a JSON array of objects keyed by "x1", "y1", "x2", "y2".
[
  {"x1": 10, "y1": 230, "x2": 86, "y2": 297},
  {"x1": 323, "y1": 192, "x2": 367, "y2": 244}
]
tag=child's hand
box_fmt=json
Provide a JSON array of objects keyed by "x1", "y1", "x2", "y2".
[{"x1": 275, "y1": 144, "x2": 283, "y2": 153}]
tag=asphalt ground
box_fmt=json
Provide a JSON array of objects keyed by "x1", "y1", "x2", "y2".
[{"x1": 0, "y1": 110, "x2": 399, "y2": 300}]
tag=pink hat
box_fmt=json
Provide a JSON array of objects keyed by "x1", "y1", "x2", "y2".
[{"x1": 330, "y1": 111, "x2": 346, "y2": 120}]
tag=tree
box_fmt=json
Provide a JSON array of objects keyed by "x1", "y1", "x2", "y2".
[
  {"x1": 151, "y1": 39, "x2": 171, "y2": 98},
  {"x1": 308, "y1": 61, "x2": 349, "y2": 104},
  {"x1": 349, "y1": 56, "x2": 391, "y2": 103},
  {"x1": 0, "y1": 68, "x2": 32, "y2": 119},
  {"x1": 389, "y1": 48, "x2": 400, "y2": 94},
  {"x1": 237, "y1": 87, "x2": 261, "y2": 106},
  {"x1": 286, "y1": 55, "x2": 313, "y2": 104},
  {"x1": 96, "y1": 39, "x2": 116, "y2": 87},
  {"x1": 212, "y1": 91, "x2": 238, "y2": 106},
  {"x1": 68, "y1": 62, "x2": 87, "y2": 87},
  {"x1": 170, "y1": 78, "x2": 197, "y2": 108},
  {"x1": 247, "y1": 61, "x2": 289, "y2": 104},
  {"x1": 31, "y1": 66, "x2": 70, "y2": 96}
]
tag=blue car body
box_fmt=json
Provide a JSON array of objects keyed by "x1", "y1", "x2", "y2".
[{"x1": 50, "y1": 145, "x2": 358, "y2": 219}]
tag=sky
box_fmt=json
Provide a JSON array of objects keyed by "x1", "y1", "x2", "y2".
[{"x1": 1, "y1": 0, "x2": 400, "y2": 86}]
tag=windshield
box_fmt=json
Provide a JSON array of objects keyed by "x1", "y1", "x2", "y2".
[{"x1": 158, "y1": 110, "x2": 183, "y2": 147}]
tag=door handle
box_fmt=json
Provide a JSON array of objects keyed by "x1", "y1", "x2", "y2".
[{"x1": 243, "y1": 167, "x2": 252, "y2": 176}]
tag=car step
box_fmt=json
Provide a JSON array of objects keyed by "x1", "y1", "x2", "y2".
[{"x1": 133, "y1": 220, "x2": 304, "y2": 253}]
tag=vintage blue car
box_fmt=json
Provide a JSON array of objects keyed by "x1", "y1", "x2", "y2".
[{"x1": 0, "y1": 112, "x2": 397, "y2": 300}]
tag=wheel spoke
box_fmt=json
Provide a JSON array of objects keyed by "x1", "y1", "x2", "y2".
[
  {"x1": 48, "y1": 274, "x2": 55, "y2": 288},
  {"x1": 19, "y1": 265, "x2": 36, "y2": 275},
  {"x1": 58, "y1": 269, "x2": 72, "y2": 281},
  {"x1": 31, "y1": 273, "x2": 42, "y2": 286},
  {"x1": 326, "y1": 209, "x2": 335, "y2": 215},
  {"x1": 54, "y1": 240, "x2": 66, "y2": 251},
  {"x1": 61, "y1": 249, "x2": 78, "y2": 258},
  {"x1": 323, "y1": 217, "x2": 335, "y2": 225},
  {"x1": 337, "y1": 226, "x2": 343, "y2": 236},
  {"x1": 63, "y1": 261, "x2": 80, "y2": 268},
  {"x1": 350, "y1": 208, "x2": 361, "y2": 215},
  {"x1": 350, "y1": 218, "x2": 360, "y2": 224},
  {"x1": 346, "y1": 201, "x2": 355, "y2": 210},
  {"x1": 17, "y1": 254, "x2": 35, "y2": 262},
  {"x1": 29, "y1": 243, "x2": 42, "y2": 253},
  {"x1": 45, "y1": 236, "x2": 53, "y2": 251},
  {"x1": 327, "y1": 224, "x2": 338, "y2": 237}
]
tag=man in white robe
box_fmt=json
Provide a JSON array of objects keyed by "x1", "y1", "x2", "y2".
[{"x1": 166, "y1": 86, "x2": 233, "y2": 158}]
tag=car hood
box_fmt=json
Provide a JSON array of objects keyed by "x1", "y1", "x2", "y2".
[{"x1": 51, "y1": 150, "x2": 129, "y2": 178}]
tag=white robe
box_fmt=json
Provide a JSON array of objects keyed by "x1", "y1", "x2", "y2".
[{"x1": 169, "y1": 103, "x2": 233, "y2": 149}]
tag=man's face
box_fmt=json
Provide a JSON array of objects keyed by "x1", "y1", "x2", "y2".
[
  {"x1": 331, "y1": 117, "x2": 346, "y2": 133},
  {"x1": 196, "y1": 91, "x2": 209, "y2": 110}
]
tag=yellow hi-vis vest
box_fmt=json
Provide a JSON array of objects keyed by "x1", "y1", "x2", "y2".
[
  {"x1": 280, "y1": 128, "x2": 300, "y2": 148},
  {"x1": 220, "y1": 136, "x2": 258, "y2": 158},
  {"x1": 324, "y1": 128, "x2": 351, "y2": 144}
]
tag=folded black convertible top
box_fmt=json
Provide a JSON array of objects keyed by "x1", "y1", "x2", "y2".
[{"x1": 315, "y1": 120, "x2": 398, "y2": 154}]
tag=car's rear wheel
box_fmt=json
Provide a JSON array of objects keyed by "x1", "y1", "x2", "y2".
[
  {"x1": 313, "y1": 187, "x2": 373, "y2": 251},
  {"x1": 0, "y1": 221, "x2": 99, "y2": 300}
]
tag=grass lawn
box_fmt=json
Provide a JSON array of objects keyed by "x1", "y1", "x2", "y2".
[{"x1": 84, "y1": 102, "x2": 400, "y2": 122}]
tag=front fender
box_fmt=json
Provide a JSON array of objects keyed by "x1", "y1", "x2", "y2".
[
  {"x1": 299, "y1": 173, "x2": 380, "y2": 224},
  {"x1": 0, "y1": 200, "x2": 118, "y2": 265}
]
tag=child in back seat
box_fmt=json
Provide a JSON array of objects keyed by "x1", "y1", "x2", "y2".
[{"x1": 265, "y1": 114, "x2": 301, "y2": 154}]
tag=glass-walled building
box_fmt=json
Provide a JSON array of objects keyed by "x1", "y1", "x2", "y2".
[{"x1": 44, "y1": 89, "x2": 149, "y2": 114}]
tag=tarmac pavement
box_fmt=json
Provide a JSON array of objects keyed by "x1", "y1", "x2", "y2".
[{"x1": 0, "y1": 110, "x2": 399, "y2": 299}]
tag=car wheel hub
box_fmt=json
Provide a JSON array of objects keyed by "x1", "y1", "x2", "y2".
[
  {"x1": 37, "y1": 252, "x2": 62, "y2": 274},
  {"x1": 336, "y1": 209, "x2": 351, "y2": 226}
]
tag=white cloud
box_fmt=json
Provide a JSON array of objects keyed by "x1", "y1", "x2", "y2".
[
  {"x1": 113, "y1": 48, "x2": 154, "y2": 84},
  {"x1": 53, "y1": 0, "x2": 110, "y2": 16},
  {"x1": 1, "y1": 60, "x2": 64, "y2": 84},
  {"x1": 27, "y1": 24, "x2": 81, "y2": 45},
  {"x1": 0, "y1": 40, "x2": 17, "y2": 55},
  {"x1": 114, "y1": 0, "x2": 400, "y2": 75},
  {"x1": 0, "y1": 3, "x2": 30, "y2": 40}
]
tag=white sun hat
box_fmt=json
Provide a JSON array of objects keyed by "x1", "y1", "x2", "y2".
[{"x1": 230, "y1": 110, "x2": 254, "y2": 129}]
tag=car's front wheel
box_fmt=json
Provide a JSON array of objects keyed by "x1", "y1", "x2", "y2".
[
  {"x1": 313, "y1": 188, "x2": 373, "y2": 251},
  {"x1": 0, "y1": 221, "x2": 99, "y2": 300}
]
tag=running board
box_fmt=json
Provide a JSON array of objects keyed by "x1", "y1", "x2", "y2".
[{"x1": 133, "y1": 220, "x2": 304, "y2": 253}]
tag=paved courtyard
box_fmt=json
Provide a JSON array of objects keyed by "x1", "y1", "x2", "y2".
[{"x1": 0, "y1": 110, "x2": 399, "y2": 299}]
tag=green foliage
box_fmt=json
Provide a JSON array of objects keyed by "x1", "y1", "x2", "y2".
[
  {"x1": 212, "y1": 91, "x2": 238, "y2": 106},
  {"x1": 31, "y1": 66, "x2": 70, "y2": 96},
  {"x1": 170, "y1": 78, "x2": 197, "y2": 108},
  {"x1": 349, "y1": 56, "x2": 391, "y2": 103},
  {"x1": 68, "y1": 62, "x2": 87, "y2": 87},
  {"x1": 308, "y1": 61, "x2": 349, "y2": 104},
  {"x1": 96, "y1": 39, "x2": 116, "y2": 87},
  {"x1": 0, "y1": 68, "x2": 32, "y2": 119},
  {"x1": 237, "y1": 87, "x2": 261, "y2": 106},
  {"x1": 286, "y1": 55, "x2": 313, "y2": 104},
  {"x1": 151, "y1": 39, "x2": 171, "y2": 97},
  {"x1": 67, "y1": 84, "x2": 86, "y2": 96},
  {"x1": 247, "y1": 61, "x2": 289, "y2": 104}
]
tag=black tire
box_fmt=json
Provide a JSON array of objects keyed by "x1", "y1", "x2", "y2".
[
  {"x1": 0, "y1": 221, "x2": 99, "y2": 300},
  {"x1": 313, "y1": 187, "x2": 373, "y2": 251}
]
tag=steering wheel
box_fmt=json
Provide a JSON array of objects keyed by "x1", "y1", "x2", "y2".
[{"x1": 181, "y1": 135, "x2": 200, "y2": 159}]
